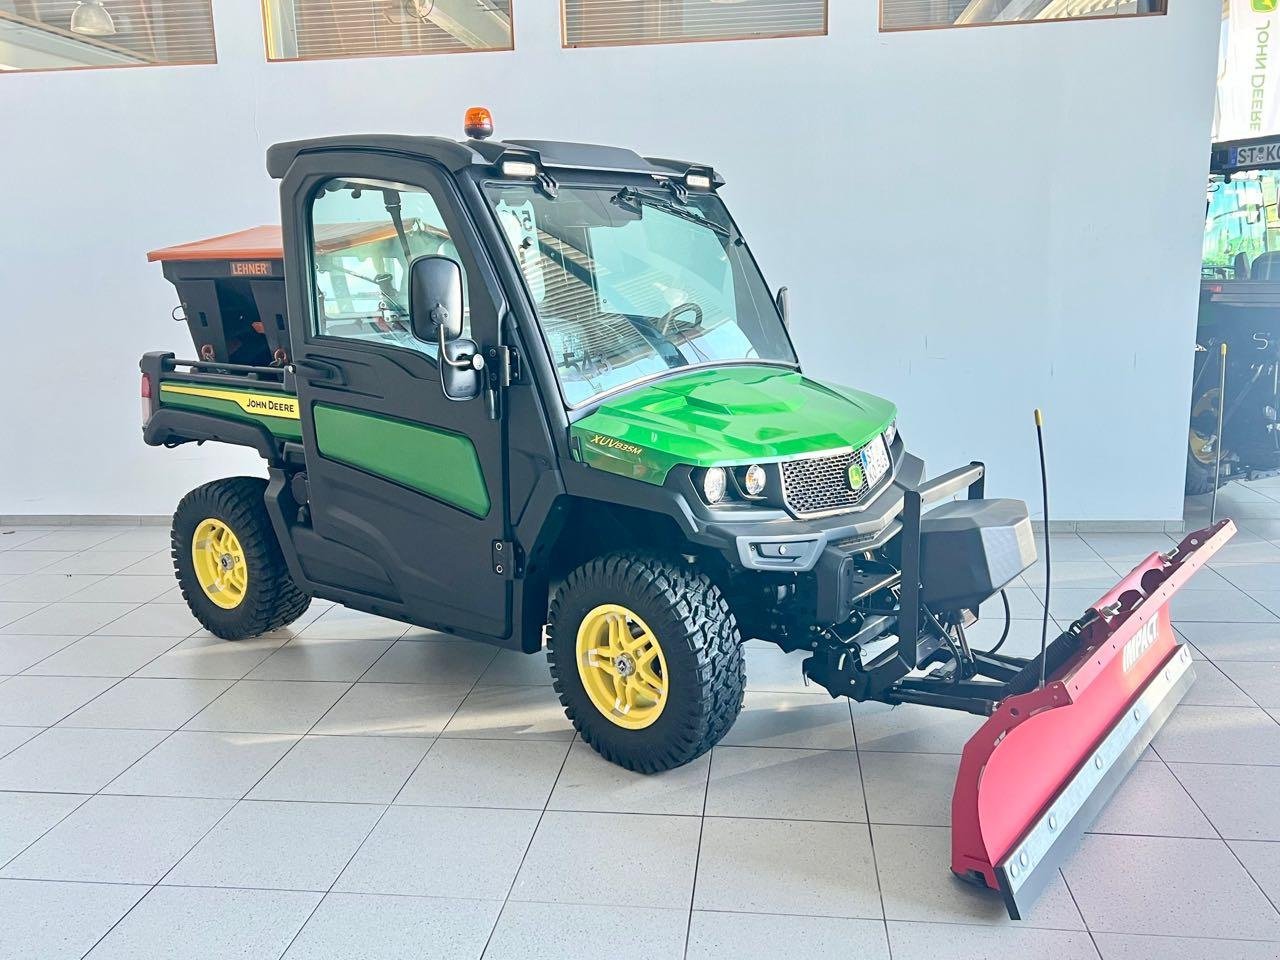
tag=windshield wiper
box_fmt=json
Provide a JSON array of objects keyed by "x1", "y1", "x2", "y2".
[{"x1": 610, "y1": 187, "x2": 730, "y2": 239}]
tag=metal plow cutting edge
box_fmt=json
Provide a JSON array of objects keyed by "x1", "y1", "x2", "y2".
[{"x1": 949, "y1": 519, "x2": 1236, "y2": 919}]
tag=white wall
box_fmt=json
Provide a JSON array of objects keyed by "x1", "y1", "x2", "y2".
[{"x1": 0, "y1": 3, "x2": 1220, "y2": 521}]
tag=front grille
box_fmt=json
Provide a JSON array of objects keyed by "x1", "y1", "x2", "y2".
[{"x1": 780, "y1": 439, "x2": 890, "y2": 517}]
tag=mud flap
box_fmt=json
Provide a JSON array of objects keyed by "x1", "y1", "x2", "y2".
[{"x1": 950, "y1": 520, "x2": 1235, "y2": 919}]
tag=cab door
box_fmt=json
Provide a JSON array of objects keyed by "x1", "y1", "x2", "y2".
[{"x1": 282, "y1": 152, "x2": 509, "y2": 640}]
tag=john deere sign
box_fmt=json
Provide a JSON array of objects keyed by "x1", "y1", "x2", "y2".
[{"x1": 1218, "y1": 0, "x2": 1280, "y2": 141}]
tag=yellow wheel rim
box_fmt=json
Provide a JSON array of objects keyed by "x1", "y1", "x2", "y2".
[
  {"x1": 191, "y1": 518, "x2": 248, "y2": 610},
  {"x1": 1189, "y1": 388, "x2": 1221, "y2": 466},
  {"x1": 575, "y1": 603, "x2": 668, "y2": 730}
]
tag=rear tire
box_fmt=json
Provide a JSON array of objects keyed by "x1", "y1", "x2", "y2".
[
  {"x1": 546, "y1": 553, "x2": 744, "y2": 773},
  {"x1": 172, "y1": 477, "x2": 310, "y2": 640},
  {"x1": 1185, "y1": 450, "x2": 1218, "y2": 496}
]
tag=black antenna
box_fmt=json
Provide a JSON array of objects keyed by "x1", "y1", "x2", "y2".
[{"x1": 1035, "y1": 408, "x2": 1051, "y2": 688}]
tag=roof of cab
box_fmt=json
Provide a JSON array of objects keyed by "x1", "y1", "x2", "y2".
[{"x1": 264, "y1": 135, "x2": 721, "y2": 185}]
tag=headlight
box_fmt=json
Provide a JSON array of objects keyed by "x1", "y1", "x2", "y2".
[
  {"x1": 741, "y1": 464, "x2": 767, "y2": 497},
  {"x1": 884, "y1": 419, "x2": 898, "y2": 446},
  {"x1": 701, "y1": 467, "x2": 728, "y2": 504}
]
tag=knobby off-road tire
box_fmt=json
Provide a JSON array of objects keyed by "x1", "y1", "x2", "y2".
[
  {"x1": 547, "y1": 553, "x2": 745, "y2": 773},
  {"x1": 1185, "y1": 448, "x2": 1218, "y2": 496},
  {"x1": 172, "y1": 477, "x2": 310, "y2": 640}
]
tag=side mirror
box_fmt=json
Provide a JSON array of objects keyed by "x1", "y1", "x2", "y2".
[
  {"x1": 409, "y1": 255, "x2": 464, "y2": 344},
  {"x1": 775, "y1": 286, "x2": 790, "y2": 328}
]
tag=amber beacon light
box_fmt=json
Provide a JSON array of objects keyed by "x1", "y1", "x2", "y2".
[{"x1": 464, "y1": 107, "x2": 495, "y2": 140}]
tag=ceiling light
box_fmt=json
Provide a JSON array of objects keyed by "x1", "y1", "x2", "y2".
[{"x1": 70, "y1": 1, "x2": 116, "y2": 36}]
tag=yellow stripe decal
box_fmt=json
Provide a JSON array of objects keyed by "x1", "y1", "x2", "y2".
[{"x1": 160, "y1": 384, "x2": 300, "y2": 420}]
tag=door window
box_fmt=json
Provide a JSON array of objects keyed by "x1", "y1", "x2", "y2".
[{"x1": 310, "y1": 178, "x2": 468, "y2": 356}]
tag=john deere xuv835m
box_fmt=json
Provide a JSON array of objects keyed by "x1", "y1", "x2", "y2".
[{"x1": 140, "y1": 109, "x2": 1231, "y2": 918}]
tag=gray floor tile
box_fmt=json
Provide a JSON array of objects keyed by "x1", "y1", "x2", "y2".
[
  {"x1": 979, "y1": 587, "x2": 1044, "y2": 619},
  {"x1": 302, "y1": 608, "x2": 410, "y2": 642},
  {"x1": 706, "y1": 744, "x2": 865, "y2": 822},
  {"x1": 1, "y1": 794, "x2": 231, "y2": 883},
  {"x1": 116, "y1": 550, "x2": 179, "y2": 575},
  {"x1": 0, "y1": 528, "x2": 59, "y2": 549},
  {"x1": 399, "y1": 737, "x2": 568, "y2": 809},
  {"x1": 0, "y1": 550, "x2": 76, "y2": 575},
  {"x1": 247, "y1": 635, "x2": 394, "y2": 682},
  {"x1": 335, "y1": 804, "x2": 539, "y2": 899},
  {"x1": 859, "y1": 751, "x2": 956, "y2": 826},
  {"x1": 1, "y1": 602, "x2": 138, "y2": 636},
  {"x1": 1219, "y1": 660, "x2": 1280, "y2": 708},
  {"x1": 1152, "y1": 705, "x2": 1280, "y2": 765},
  {"x1": 1043, "y1": 534, "x2": 1113, "y2": 562},
  {"x1": 1173, "y1": 589, "x2": 1279, "y2": 623},
  {"x1": 1088, "y1": 761, "x2": 1215, "y2": 838},
  {"x1": 135, "y1": 632, "x2": 289, "y2": 679},
  {"x1": 479, "y1": 648, "x2": 554, "y2": 685},
  {"x1": 0, "y1": 573, "x2": 106, "y2": 603},
  {"x1": 872, "y1": 824, "x2": 1085, "y2": 928},
  {"x1": 1229, "y1": 839, "x2": 1280, "y2": 909},
  {"x1": 88, "y1": 885, "x2": 320, "y2": 960},
  {"x1": 853, "y1": 701, "x2": 983, "y2": 754},
  {"x1": 548, "y1": 740, "x2": 706, "y2": 816},
  {"x1": 440, "y1": 685, "x2": 575, "y2": 741},
  {"x1": 60, "y1": 677, "x2": 232, "y2": 730},
  {"x1": 0, "y1": 602, "x2": 47, "y2": 630},
  {"x1": 486, "y1": 901, "x2": 688, "y2": 960},
  {"x1": 361, "y1": 637, "x2": 497, "y2": 685},
  {"x1": 22, "y1": 529, "x2": 126, "y2": 551},
  {"x1": 312, "y1": 682, "x2": 468, "y2": 737},
  {"x1": 0, "y1": 634, "x2": 81, "y2": 673},
  {"x1": 0, "y1": 726, "x2": 167, "y2": 792},
  {"x1": 1064, "y1": 833, "x2": 1280, "y2": 938},
  {"x1": 283, "y1": 892, "x2": 500, "y2": 960},
  {"x1": 42, "y1": 551, "x2": 157, "y2": 576},
  {"x1": 688, "y1": 910, "x2": 890, "y2": 960},
  {"x1": 0, "y1": 879, "x2": 146, "y2": 960},
  {"x1": 1092, "y1": 931, "x2": 1280, "y2": 959},
  {"x1": 0, "y1": 675, "x2": 118, "y2": 725},
  {"x1": 512, "y1": 809, "x2": 700, "y2": 909},
  {"x1": 104, "y1": 730, "x2": 300, "y2": 799},
  {"x1": 1024, "y1": 559, "x2": 1127, "y2": 591},
  {"x1": 1175, "y1": 621, "x2": 1280, "y2": 662},
  {"x1": 695, "y1": 816, "x2": 880, "y2": 918},
  {"x1": 184, "y1": 679, "x2": 351, "y2": 734},
  {"x1": 93, "y1": 602, "x2": 202, "y2": 637},
  {"x1": 1078, "y1": 533, "x2": 1172, "y2": 564},
  {"x1": 165, "y1": 799, "x2": 382, "y2": 891},
  {"x1": 743, "y1": 642, "x2": 812, "y2": 693},
  {"x1": 25, "y1": 634, "x2": 184, "y2": 677},
  {"x1": 249, "y1": 734, "x2": 430, "y2": 803},
  {"x1": 1170, "y1": 762, "x2": 1280, "y2": 840},
  {"x1": 718, "y1": 691, "x2": 855, "y2": 750},
  {"x1": 887, "y1": 921, "x2": 1101, "y2": 960},
  {"x1": 0, "y1": 725, "x2": 42, "y2": 757},
  {"x1": 68, "y1": 574, "x2": 175, "y2": 604},
  {"x1": 1184, "y1": 654, "x2": 1256, "y2": 706},
  {"x1": 92, "y1": 527, "x2": 173, "y2": 552},
  {"x1": 0, "y1": 791, "x2": 88, "y2": 865},
  {"x1": 1216, "y1": 562, "x2": 1280, "y2": 592}
]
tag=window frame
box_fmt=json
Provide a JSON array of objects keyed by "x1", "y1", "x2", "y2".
[
  {"x1": 560, "y1": 0, "x2": 828, "y2": 50},
  {"x1": 260, "y1": 0, "x2": 515, "y2": 64},
  {"x1": 878, "y1": 0, "x2": 1167, "y2": 33},
  {"x1": 0, "y1": 2, "x2": 218, "y2": 75}
]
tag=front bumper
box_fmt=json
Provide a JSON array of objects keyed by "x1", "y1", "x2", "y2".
[{"x1": 707, "y1": 456, "x2": 987, "y2": 573}]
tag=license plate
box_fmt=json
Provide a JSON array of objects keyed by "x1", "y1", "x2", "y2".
[{"x1": 861, "y1": 436, "x2": 890, "y2": 488}]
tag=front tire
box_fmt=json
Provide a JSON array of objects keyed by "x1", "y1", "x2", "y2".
[
  {"x1": 547, "y1": 554, "x2": 745, "y2": 773},
  {"x1": 172, "y1": 477, "x2": 310, "y2": 640}
]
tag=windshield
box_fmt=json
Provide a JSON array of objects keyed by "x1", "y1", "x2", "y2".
[
  {"x1": 483, "y1": 181, "x2": 796, "y2": 406},
  {"x1": 1203, "y1": 171, "x2": 1280, "y2": 280}
]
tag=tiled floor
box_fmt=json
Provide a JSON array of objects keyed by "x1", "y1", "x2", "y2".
[{"x1": 2, "y1": 486, "x2": 1280, "y2": 959}]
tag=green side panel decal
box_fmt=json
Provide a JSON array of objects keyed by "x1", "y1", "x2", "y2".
[
  {"x1": 572, "y1": 365, "x2": 896, "y2": 485},
  {"x1": 313, "y1": 404, "x2": 490, "y2": 518},
  {"x1": 158, "y1": 385, "x2": 303, "y2": 441}
]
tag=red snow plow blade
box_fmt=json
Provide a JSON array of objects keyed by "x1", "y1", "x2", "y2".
[{"x1": 950, "y1": 519, "x2": 1235, "y2": 919}]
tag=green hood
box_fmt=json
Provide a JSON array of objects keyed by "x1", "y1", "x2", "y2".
[{"x1": 572, "y1": 365, "x2": 896, "y2": 484}]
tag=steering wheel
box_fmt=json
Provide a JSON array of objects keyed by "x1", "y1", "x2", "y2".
[{"x1": 657, "y1": 302, "x2": 703, "y2": 337}]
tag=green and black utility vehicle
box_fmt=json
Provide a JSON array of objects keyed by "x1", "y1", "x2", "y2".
[{"x1": 141, "y1": 111, "x2": 1226, "y2": 918}]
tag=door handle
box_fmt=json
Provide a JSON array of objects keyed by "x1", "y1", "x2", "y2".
[{"x1": 287, "y1": 359, "x2": 343, "y2": 384}]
